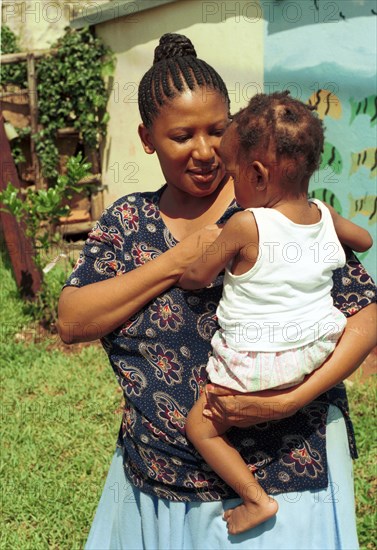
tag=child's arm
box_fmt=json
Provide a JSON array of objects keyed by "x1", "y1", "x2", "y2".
[
  {"x1": 178, "y1": 211, "x2": 257, "y2": 289},
  {"x1": 325, "y1": 203, "x2": 373, "y2": 252}
]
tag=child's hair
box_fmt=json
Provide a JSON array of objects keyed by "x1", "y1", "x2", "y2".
[
  {"x1": 138, "y1": 33, "x2": 230, "y2": 128},
  {"x1": 233, "y1": 91, "x2": 324, "y2": 181}
]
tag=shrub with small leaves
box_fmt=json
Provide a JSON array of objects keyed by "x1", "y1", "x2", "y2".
[
  {"x1": 35, "y1": 27, "x2": 114, "y2": 180},
  {"x1": 0, "y1": 153, "x2": 92, "y2": 268},
  {"x1": 0, "y1": 25, "x2": 28, "y2": 88},
  {"x1": 0, "y1": 153, "x2": 93, "y2": 325}
]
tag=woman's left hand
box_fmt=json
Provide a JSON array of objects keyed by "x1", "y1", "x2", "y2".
[{"x1": 204, "y1": 384, "x2": 301, "y2": 427}]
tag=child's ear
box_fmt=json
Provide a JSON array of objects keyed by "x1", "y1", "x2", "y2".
[
  {"x1": 252, "y1": 161, "x2": 268, "y2": 190},
  {"x1": 138, "y1": 124, "x2": 155, "y2": 154}
]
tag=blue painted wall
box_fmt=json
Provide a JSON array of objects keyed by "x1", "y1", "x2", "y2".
[{"x1": 264, "y1": 0, "x2": 376, "y2": 279}]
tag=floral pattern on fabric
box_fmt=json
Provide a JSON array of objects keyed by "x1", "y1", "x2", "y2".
[
  {"x1": 189, "y1": 365, "x2": 207, "y2": 402},
  {"x1": 153, "y1": 391, "x2": 188, "y2": 435},
  {"x1": 141, "y1": 417, "x2": 176, "y2": 445},
  {"x1": 140, "y1": 447, "x2": 177, "y2": 485},
  {"x1": 113, "y1": 202, "x2": 139, "y2": 234},
  {"x1": 120, "y1": 312, "x2": 144, "y2": 337},
  {"x1": 303, "y1": 404, "x2": 328, "y2": 437},
  {"x1": 122, "y1": 402, "x2": 137, "y2": 438},
  {"x1": 183, "y1": 471, "x2": 228, "y2": 502},
  {"x1": 149, "y1": 295, "x2": 184, "y2": 332},
  {"x1": 140, "y1": 343, "x2": 183, "y2": 386},
  {"x1": 89, "y1": 221, "x2": 125, "y2": 249},
  {"x1": 196, "y1": 301, "x2": 219, "y2": 341},
  {"x1": 114, "y1": 360, "x2": 147, "y2": 397},
  {"x1": 64, "y1": 188, "x2": 376, "y2": 502},
  {"x1": 347, "y1": 259, "x2": 375, "y2": 284},
  {"x1": 280, "y1": 436, "x2": 324, "y2": 478},
  {"x1": 336, "y1": 292, "x2": 373, "y2": 316},
  {"x1": 142, "y1": 196, "x2": 160, "y2": 220},
  {"x1": 94, "y1": 251, "x2": 125, "y2": 277},
  {"x1": 131, "y1": 242, "x2": 161, "y2": 267}
]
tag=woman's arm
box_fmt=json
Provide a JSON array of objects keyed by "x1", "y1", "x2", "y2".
[
  {"x1": 326, "y1": 203, "x2": 373, "y2": 252},
  {"x1": 57, "y1": 225, "x2": 220, "y2": 344},
  {"x1": 204, "y1": 303, "x2": 377, "y2": 426}
]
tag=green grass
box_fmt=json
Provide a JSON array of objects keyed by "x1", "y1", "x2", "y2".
[
  {"x1": 1, "y1": 251, "x2": 120, "y2": 549},
  {"x1": 0, "y1": 250, "x2": 376, "y2": 549},
  {"x1": 347, "y1": 375, "x2": 377, "y2": 550}
]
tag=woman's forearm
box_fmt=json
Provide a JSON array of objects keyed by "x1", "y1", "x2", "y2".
[
  {"x1": 287, "y1": 302, "x2": 377, "y2": 410},
  {"x1": 57, "y1": 227, "x2": 219, "y2": 343},
  {"x1": 205, "y1": 303, "x2": 377, "y2": 425},
  {"x1": 57, "y1": 250, "x2": 179, "y2": 343}
]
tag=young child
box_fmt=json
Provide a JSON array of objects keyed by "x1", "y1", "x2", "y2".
[{"x1": 179, "y1": 91, "x2": 373, "y2": 535}]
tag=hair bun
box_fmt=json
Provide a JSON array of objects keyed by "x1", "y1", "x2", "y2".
[{"x1": 153, "y1": 33, "x2": 197, "y2": 64}]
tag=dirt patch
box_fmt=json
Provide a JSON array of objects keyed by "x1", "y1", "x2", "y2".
[{"x1": 14, "y1": 322, "x2": 102, "y2": 354}]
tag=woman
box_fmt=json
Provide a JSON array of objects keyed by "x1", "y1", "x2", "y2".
[{"x1": 57, "y1": 33, "x2": 376, "y2": 549}]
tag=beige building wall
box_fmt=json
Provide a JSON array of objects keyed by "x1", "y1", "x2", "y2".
[
  {"x1": 2, "y1": 0, "x2": 264, "y2": 206},
  {"x1": 1, "y1": 0, "x2": 108, "y2": 50},
  {"x1": 95, "y1": 0, "x2": 264, "y2": 205}
]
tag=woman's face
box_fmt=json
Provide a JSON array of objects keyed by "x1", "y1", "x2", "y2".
[{"x1": 139, "y1": 88, "x2": 230, "y2": 198}]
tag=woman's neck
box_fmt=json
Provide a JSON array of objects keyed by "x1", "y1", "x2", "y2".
[{"x1": 159, "y1": 178, "x2": 235, "y2": 241}]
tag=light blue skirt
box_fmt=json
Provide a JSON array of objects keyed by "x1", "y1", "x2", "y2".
[{"x1": 85, "y1": 406, "x2": 359, "y2": 550}]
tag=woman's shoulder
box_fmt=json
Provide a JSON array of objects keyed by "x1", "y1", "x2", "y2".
[
  {"x1": 108, "y1": 189, "x2": 162, "y2": 210},
  {"x1": 97, "y1": 189, "x2": 163, "y2": 224}
]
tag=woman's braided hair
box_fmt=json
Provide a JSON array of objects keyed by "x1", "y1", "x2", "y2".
[
  {"x1": 233, "y1": 91, "x2": 324, "y2": 178},
  {"x1": 138, "y1": 33, "x2": 230, "y2": 128}
]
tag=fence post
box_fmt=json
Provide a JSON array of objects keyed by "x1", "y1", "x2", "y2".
[
  {"x1": 0, "y1": 113, "x2": 42, "y2": 298},
  {"x1": 26, "y1": 52, "x2": 43, "y2": 188}
]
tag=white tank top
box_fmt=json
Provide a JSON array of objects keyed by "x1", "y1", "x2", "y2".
[{"x1": 216, "y1": 199, "x2": 346, "y2": 351}]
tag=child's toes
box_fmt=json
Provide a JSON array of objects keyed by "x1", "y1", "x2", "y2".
[{"x1": 223, "y1": 509, "x2": 232, "y2": 521}]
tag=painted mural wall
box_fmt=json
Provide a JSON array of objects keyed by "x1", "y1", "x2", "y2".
[{"x1": 264, "y1": 0, "x2": 377, "y2": 279}]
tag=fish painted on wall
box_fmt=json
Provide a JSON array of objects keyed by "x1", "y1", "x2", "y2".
[
  {"x1": 308, "y1": 188, "x2": 342, "y2": 214},
  {"x1": 348, "y1": 194, "x2": 377, "y2": 225},
  {"x1": 310, "y1": 0, "x2": 377, "y2": 17},
  {"x1": 320, "y1": 142, "x2": 343, "y2": 174},
  {"x1": 349, "y1": 95, "x2": 377, "y2": 127},
  {"x1": 307, "y1": 89, "x2": 342, "y2": 120},
  {"x1": 349, "y1": 148, "x2": 377, "y2": 179}
]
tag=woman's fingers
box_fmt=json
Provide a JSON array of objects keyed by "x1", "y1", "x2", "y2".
[
  {"x1": 206, "y1": 384, "x2": 235, "y2": 396},
  {"x1": 205, "y1": 386, "x2": 298, "y2": 426}
]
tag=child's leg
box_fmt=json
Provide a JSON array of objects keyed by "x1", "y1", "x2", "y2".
[{"x1": 186, "y1": 391, "x2": 278, "y2": 535}]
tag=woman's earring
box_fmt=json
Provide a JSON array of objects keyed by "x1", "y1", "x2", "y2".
[{"x1": 256, "y1": 178, "x2": 265, "y2": 191}]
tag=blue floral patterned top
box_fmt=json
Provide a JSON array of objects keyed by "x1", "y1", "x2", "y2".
[{"x1": 65, "y1": 188, "x2": 376, "y2": 502}]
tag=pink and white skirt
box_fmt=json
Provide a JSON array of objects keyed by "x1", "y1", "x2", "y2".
[{"x1": 206, "y1": 327, "x2": 344, "y2": 393}]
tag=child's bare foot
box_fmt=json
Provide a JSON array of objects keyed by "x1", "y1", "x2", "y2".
[{"x1": 223, "y1": 497, "x2": 278, "y2": 535}]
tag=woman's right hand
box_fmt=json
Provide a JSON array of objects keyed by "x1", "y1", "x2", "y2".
[
  {"x1": 177, "y1": 224, "x2": 222, "y2": 266},
  {"x1": 57, "y1": 224, "x2": 222, "y2": 344}
]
